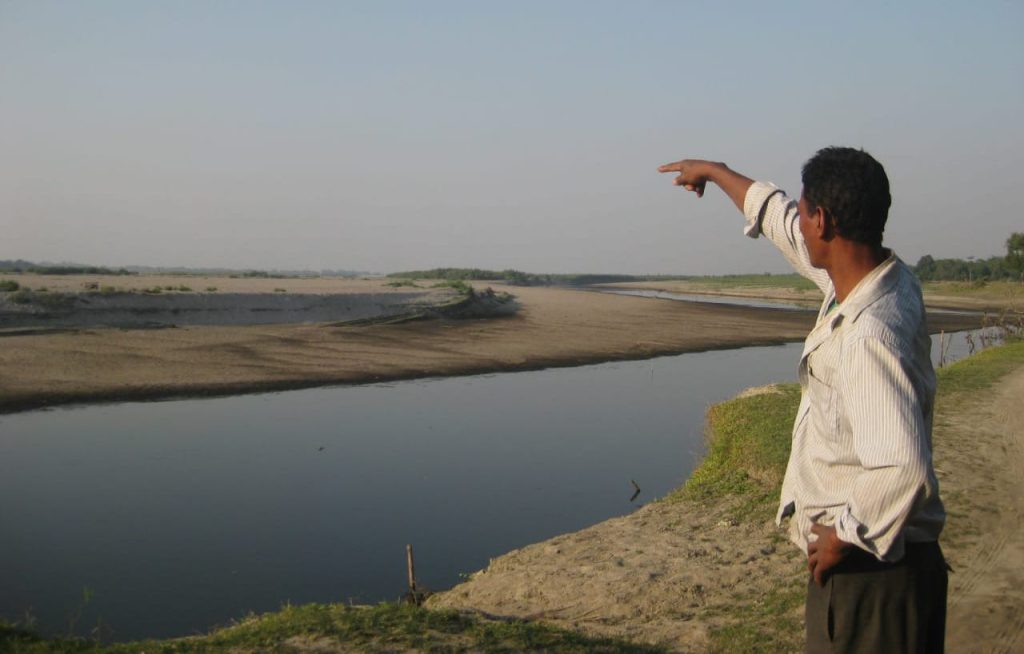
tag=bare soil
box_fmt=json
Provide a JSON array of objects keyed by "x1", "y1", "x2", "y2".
[{"x1": 939, "y1": 367, "x2": 1024, "y2": 654}]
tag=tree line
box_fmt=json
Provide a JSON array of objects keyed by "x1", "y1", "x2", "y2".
[{"x1": 914, "y1": 233, "x2": 1024, "y2": 282}]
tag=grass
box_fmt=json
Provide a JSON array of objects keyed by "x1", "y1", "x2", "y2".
[
  {"x1": 707, "y1": 584, "x2": 805, "y2": 654},
  {"x1": 666, "y1": 384, "x2": 800, "y2": 522},
  {"x1": 0, "y1": 603, "x2": 666, "y2": 653},
  {"x1": 922, "y1": 279, "x2": 1023, "y2": 301},
  {"x1": 670, "y1": 273, "x2": 819, "y2": 292},
  {"x1": 1, "y1": 279, "x2": 21, "y2": 291}
]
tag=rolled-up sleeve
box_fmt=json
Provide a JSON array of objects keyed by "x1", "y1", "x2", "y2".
[{"x1": 835, "y1": 335, "x2": 934, "y2": 561}]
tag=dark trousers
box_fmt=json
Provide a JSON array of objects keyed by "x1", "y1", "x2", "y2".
[{"x1": 805, "y1": 541, "x2": 948, "y2": 654}]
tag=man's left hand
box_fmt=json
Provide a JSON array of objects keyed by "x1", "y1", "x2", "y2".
[{"x1": 807, "y1": 523, "x2": 852, "y2": 586}]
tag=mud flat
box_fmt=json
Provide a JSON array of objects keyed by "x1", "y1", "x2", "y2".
[{"x1": 0, "y1": 280, "x2": 981, "y2": 414}]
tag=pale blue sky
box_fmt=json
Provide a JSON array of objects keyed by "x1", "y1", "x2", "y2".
[{"x1": 2, "y1": 1, "x2": 1022, "y2": 274}]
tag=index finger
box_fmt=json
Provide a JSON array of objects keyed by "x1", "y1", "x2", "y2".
[
  {"x1": 809, "y1": 523, "x2": 826, "y2": 536},
  {"x1": 657, "y1": 160, "x2": 687, "y2": 173}
]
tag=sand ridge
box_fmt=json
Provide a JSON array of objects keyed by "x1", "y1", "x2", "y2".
[{"x1": 0, "y1": 282, "x2": 980, "y2": 414}]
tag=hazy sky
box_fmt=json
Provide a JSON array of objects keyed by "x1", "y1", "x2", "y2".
[{"x1": 2, "y1": 1, "x2": 1022, "y2": 274}]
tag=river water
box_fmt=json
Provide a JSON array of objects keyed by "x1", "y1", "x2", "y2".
[{"x1": 0, "y1": 321, "x2": 986, "y2": 641}]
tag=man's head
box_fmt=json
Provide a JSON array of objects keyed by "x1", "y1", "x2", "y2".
[{"x1": 800, "y1": 147, "x2": 891, "y2": 248}]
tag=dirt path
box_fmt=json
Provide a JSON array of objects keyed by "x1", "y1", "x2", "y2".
[
  {"x1": 427, "y1": 486, "x2": 805, "y2": 652},
  {"x1": 939, "y1": 367, "x2": 1024, "y2": 654},
  {"x1": 427, "y1": 365, "x2": 1024, "y2": 653}
]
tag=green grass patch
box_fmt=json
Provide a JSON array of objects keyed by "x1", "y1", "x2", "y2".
[
  {"x1": 933, "y1": 338, "x2": 1024, "y2": 410},
  {"x1": 1, "y1": 603, "x2": 666, "y2": 653},
  {"x1": 0, "y1": 279, "x2": 21, "y2": 292},
  {"x1": 666, "y1": 384, "x2": 800, "y2": 521},
  {"x1": 708, "y1": 584, "x2": 804, "y2": 654}
]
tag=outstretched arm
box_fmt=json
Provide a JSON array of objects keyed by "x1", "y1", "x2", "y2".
[
  {"x1": 658, "y1": 157, "x2": 832, "y2": 293},
  {"x1": 657, "y1": 159, "x2": 754, "y2": 212}
]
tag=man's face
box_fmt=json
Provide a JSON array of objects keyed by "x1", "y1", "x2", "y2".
[{"x1": 798, "y1": 192, "x2": 825, "y2": 269}]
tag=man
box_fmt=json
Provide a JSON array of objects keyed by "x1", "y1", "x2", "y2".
[{"x1": 659, "y1": 148, "x2": 948, "y2": 653}]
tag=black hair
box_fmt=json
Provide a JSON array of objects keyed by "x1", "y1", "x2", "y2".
[{"x1": 801, "y1": 147, "x2": 891, "y2": 247}]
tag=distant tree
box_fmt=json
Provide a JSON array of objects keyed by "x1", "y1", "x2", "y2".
[
  {"x1": 915, "y1": 255, "x2": 936, "y2": 281},
  {"x1": 1007, "y1": 232, "x2": 1024, "y2": 279}
]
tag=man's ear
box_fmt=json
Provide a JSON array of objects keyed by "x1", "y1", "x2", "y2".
[{"x1": 813, "y1": 206, "x2": 835, "y2": 241}]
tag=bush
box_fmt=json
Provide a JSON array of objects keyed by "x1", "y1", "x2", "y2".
[
  {"x1": 178, "y1": 285, "x2": 192, "y2": 292},
  {"x1": 0, "y1": 280, "x2": 19, "y2": 292},
  {"x1": 205, "y1": 286, "x2": 218, "y2": 292}
]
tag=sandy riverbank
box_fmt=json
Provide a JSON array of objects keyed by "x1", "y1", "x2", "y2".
[
  {"x1": 600, "y1": 279, "x2": 1024, "y2": 313},
  {"x1": 0, "y1": 278, "x2": 982, "y2": 414}
]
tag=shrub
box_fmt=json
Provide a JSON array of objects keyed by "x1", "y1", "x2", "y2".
[
  {"x1": 0, "y1": 280, "x2": 19, "y2": 292},
  {"x1": 178, "y1": 285, "x2": 192, "y2": 292},
  {"x1": 205, "y1": 286, "x2": 218, "y2": 292}
]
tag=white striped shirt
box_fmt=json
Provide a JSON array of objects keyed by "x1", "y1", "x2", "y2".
[{"x1": 743, "y1": 181, "x2": 945, "y2": 562}]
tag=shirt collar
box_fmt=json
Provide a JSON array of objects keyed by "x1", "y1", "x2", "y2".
[{"x1": 828, "y1": 250, "x2": 900, "y2": 328}]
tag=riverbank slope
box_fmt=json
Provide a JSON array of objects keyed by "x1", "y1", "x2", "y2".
[{"x1": 427, "y1": 340, "x2": 1024, "y2": 653}]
